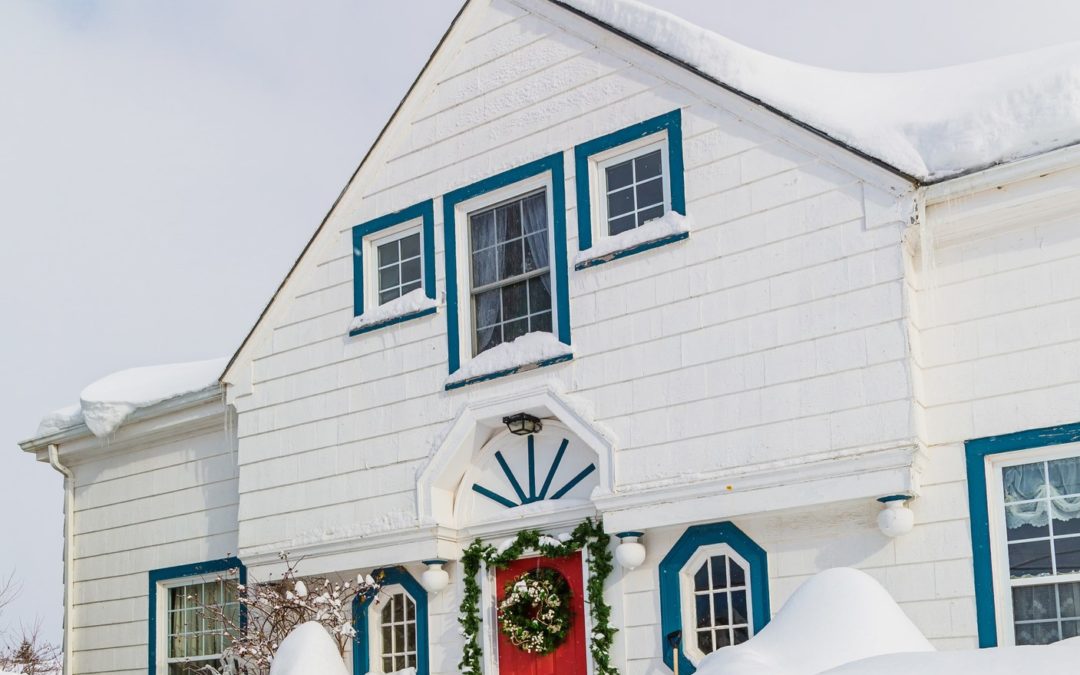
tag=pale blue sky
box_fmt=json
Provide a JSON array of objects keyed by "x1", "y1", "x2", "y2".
[{"x1": 2, "y1": 0, "x2": 1078, "y2": 642}]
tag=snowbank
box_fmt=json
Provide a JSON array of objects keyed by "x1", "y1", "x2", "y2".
[
  {"x1": 447, "y1": 332, "x2": 572, "y2": 386},
  {"x1": 36, "y1": 357, "x2": 227, "y2": 438},
  {"x1": 349, "y1": 288, "x2": 437, "y2": 333},
  {"x1": 565, "y1": 0, "x2": 1080, "y2": 180},
  {"x1": 819, "y1": 639, "x2": 1080, "y2": 675},
  {"x1": 576, "y1": 212, "x2": 691, "y2": 265},
  {"x1": 696, "y1": 568, "x2": 933, "y2": 675},
  {"x1": 268, "y1": 622, "x2": 348, "y2": 675}
]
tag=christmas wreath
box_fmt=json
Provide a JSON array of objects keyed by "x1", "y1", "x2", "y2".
[{"x1": 497, "y1": 568, "x2": 572, "y2": 654}]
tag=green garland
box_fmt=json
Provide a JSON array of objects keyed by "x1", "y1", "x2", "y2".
[{"x1": 458, "y1": 518, "x2": 617, "y2": 675}]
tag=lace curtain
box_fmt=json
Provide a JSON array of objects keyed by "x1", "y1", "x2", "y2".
[
  {"x1": 522, "y1": 193, "x2": 549, "y2": 293},
  {"x1": 1004, "y1": 457, "x2": 1080, "y2": 530}
]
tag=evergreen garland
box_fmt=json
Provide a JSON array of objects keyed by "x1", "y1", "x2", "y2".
[{"x1": 458, "y1": 518, "x2": 618, "y2": 675}]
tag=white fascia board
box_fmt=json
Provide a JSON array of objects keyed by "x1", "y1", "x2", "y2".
[{"x1": 924, "y1": 142, "x2": 1080, "y2": 205}]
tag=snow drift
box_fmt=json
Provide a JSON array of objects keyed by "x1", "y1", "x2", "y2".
[
  {"x1": 268, "y1": 622, "x2": 348, "y2": 675},
  {"x1": 819, "y1": 638, "x2": 1080, "y2": 675},
  {"x1": 36, "y1": 357, "x2": 226, "y2": 438},
  {"x1": 565, "y1": 0, "x2": 1080, "y2": 181},
  {"x1": 696, "y1": 568, "x2": 933, "y2": 675}
]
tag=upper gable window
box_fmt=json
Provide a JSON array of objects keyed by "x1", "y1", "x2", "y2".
[
  {"x1": 575, "y1": 110, "x2": 688, "y2": 269},
  {"x1": 469, "y1": 190, "x2": 552, "y2": 355},
  {"x1": 350, "y1": 200, "x2": 437, "y2": 336}
]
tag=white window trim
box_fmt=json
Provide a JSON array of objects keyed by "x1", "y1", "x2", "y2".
[
  {"x1": 987, "y1": 441, "x2": 1080, "y2": 646},
  {"x1": 368, "y1": 583, "x2": 418, "y2": 674},
  {"x1": 156, "y1": 572, "x2": 238, "y2": 673},
  {"x1": 451, "y1": 172, "x2": 560, "y2": 366},
  {"x1": 677, "y1": 543, "x2": 754, "y2": 665},
  {"x1": 363, "y1": 219, "x2": 425, "y2": 313},
  {"x1": 589, "y1": 131, "x2": 670, "y2": 245}
]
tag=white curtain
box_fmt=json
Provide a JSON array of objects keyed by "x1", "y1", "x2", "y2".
[
  {"x1": 1004, "y1": 458, "x2": 1080, "y2": 530},
  {"x1": 522, "y1": 194, "x2": 550, "y2": 293},
  {"x1": 472, "y1": 211, "x2": 500, "y2": 349}
]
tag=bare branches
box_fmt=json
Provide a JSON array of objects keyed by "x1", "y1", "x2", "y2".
[{"x1": 0, "y1": 619, "x2": 62, "y2": 675}]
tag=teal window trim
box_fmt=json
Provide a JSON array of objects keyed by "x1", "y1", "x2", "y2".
[
  {"x1": 658, "y1": 522, "x2": 769, "y2": 674},
  {"x1": 573, "y1": 109, "x2": 686, "y2": 255},
  {"x1": 147, "y1": 557, "x2": 246, "y2": 675},
  {"x1": 444, "y1": 353, "x2": 573, "y2": 391},
  {"x1": 965, "y1": 420, "x2": 1080, "y2": 648},
  {"x1": 441, "y1": 153, "x2": 570, "y2": 375},
  {"x1": 574, "y1": 231, "x2": 689, "y2": 270},
  {"x1": 352, "y1": 567, "x2": 429, "y2": 675},
  {"x1": 351, "y1": 200, "x2": 437, "y2": 334}
]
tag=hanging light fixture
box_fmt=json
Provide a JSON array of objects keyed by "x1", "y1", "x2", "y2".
[
  {"x1": 615, "y1": 532, "x2": 647, "y2": 570},
  {"x1": 502, "y1": 412, "x2": 542, "y2": 436},
  {"x1": 420, "y1": 560, "x2": 450, "y2": 594},
  {"x1": 876, "y1": 495, "x2": 915, "y2": 537}
]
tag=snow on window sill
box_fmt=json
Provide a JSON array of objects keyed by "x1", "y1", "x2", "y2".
[
  {"x1": 575, "y1": 212, "x2": 691, "y2": 269},
  {"x1": 348, "y1": 289, "x2": 438, "y2": 336},
  {"x1": 445, "y1": 332, "x2": 573, "y2": 390}
]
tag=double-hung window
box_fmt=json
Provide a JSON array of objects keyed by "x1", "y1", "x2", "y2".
[
  {"x1": 375, "y1": 587, "x2": 419, "y2": 673},
  {"x1": 598, "y1": 144, "x2": 668, "y2": 237},
  {"x1": 375, "y1": 228, "x2": 423, "y2": 306},
  {"x1": 992, "y1": 450, "x2": 1080, "y2": 644},
  {"x1": 469, "y1": 190, "x2": 552, "y2": 355}
]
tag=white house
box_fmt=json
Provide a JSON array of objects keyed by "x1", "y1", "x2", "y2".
[{"x1": 19, "y1": 1, "x2": 1080, "y2": 674}]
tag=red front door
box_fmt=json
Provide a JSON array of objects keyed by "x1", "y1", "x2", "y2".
[{"x1": 495, "y1": 552, "x2": 587, "y2": 675}]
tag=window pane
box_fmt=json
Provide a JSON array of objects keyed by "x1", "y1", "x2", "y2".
[
  {"x1": 503, "y1": 318, "x2": 529, "y2": 344},
  {"x1": 696, "y1": 630, "x2": 713, "y2": 654},
  {"x1": 695, "y1": 594, "x2": 711, "y2": 628},
  {"x1": 1009, "y1": 539, "x2": 1053, "y2": 577},
  {"x1": 714, "y1": 629, "x2": 731, "y2": 649},
  {"x1": 732, "y1": 626, "x2": 750, "y2": 645},
  {"x1": 637, "y1": 204, "x2": 665, "y2": 226},
  {"x1": 606, "y1": 160, "x2": 634, "y2": 191},
  {"x1": 532, "y1": 312, "x2": 552, "y2": 334},
  {"x1": 1055, "y1": 504, "x2": 1080, "y2": 536},
  {"x1": 400, "y1": 281, "x2": 422, "y2": 297},
  {"x1": 1056, "y1": 536, "x2": 1080, "y2": 574},
  {"x1": 378, "y1": 241, "x2": 399, "y2": 266},
  {"x1": 607, "y1": 187, "x2": 634, "y2": 218},
  {"x1": 694, "y1": 563, "x2": 710, "y2": 592},
  {"x1": 393, "y1": 594, "x2": 404, "y2": 622},
  {"x1": 522, "y1": 193, "x2": 547, "y2": 233},
  {"x1": 729, "y1": 561, "x2": 746, "y2": 587},
  {"x1": 636, "y1": 177, "x2": 664, "y2": 208},
  {"x1": 498, "y1": 241, "x2": 523, "y2": 279},
  {"x1": 730, "y1": 590, "x2": 748, "y2": 624},
  {"x1": 1063, "y1": 620, "x2": 1080, "y2": 639},
  {"x1": 1060, "y1": 582, "x2": 1080, "y2": 618},
  {"x1": 713, "y1": 593, "x2": 730, "y2": 626},
  {"x1": 381, "y1": 602, "x2": 393, "y2": 623},
  {"x1": 471, "y1": 211, "x2": 495, "y2": 251},
  {"x1": 383, "y1": 657, "x2": 393, "y2": 672},
  {"x1": 635, "y1": 149, "x2": 663, "y2": 179},
  {"x1": 406, "y1": 597, "x2": 416, "y2": 621},
  {"x1": 472, "y1": 248, "x2": 497, "y2": 288},
  {"x1": 400, "y1": 257, "x2": 421, "y2": 285},
  {"x1": 1013, "y1": 584, "x2": 1057, "y2": 621},
  {"x1": 379, "y1": 288, "x2": 399, "y2": 305},
  {"x1": 523, "y1": 233, "x2": 548, "y2": 272},
  {"x1": 608, "y1": 214, "x2": 636, "y2": 236},
  {"x1": 379, "y1": 264, "x2": 399, "y2": 290},
  {"x1": 501, "y1": 281, "x2": 528, "y2": 322},
  {"x1": 497, "y1": 203, "x2": 522, "y2": 242},
  {"x1": 1016, "y1": 621, "x2": 1060, "y2": 645},
  {"x1": 400, "y1": 233, "x2": 421, "y2": 260},
  {"x1": 710, "y1": 556, "x2": 728, "y2": 589},
  {"x1": 1003, "y1": 462, "x2": 1046, "y2": 503},
  {"x1": 1007, "y1": 518, "x2": 1049, "y2": 541},
  {"x1": 382, "y1": 625, "x2": 392, "y2": 649},
  {"x1": 527, "y1": 277, "x2": 551, "y2": 314},
  {"x1": 394, "y1": 624, "x2": 405, "y2": 650},
  {"x1": 409, "y1": 653, "x2": 418, "y2": 668},
  {"x1": 1048, "y1": 457, "x2": 1080, "y2": 495}
]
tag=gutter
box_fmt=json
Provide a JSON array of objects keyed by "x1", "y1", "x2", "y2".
[{"x1": 47, "y1": 444, "x2": 73, "y2": 675}]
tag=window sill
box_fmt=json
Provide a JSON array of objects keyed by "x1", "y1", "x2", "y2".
[
  {"x1": 575, "y1": 213, "x2": 692, "y2": 270},
  {"x1": 348, "y1": 306, "x2": 437, "y2": 336},
  {"x1": 445, "y1": 353, "x2": 573, "y2": 390},
  {"x1": 575, "y1": 230, "x2": 688, "y2": 269}
]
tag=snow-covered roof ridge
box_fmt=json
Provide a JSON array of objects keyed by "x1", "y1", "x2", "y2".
[
  {"x1": 561, "y1": 0, "x2": 1080, "y2": 182},
  {"x1": 34, "y1": 357, "x2": 227, "y2": 439}
]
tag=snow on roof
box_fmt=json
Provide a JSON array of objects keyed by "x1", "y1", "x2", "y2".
[
  {"x1": 35, "y1": 357, "x2": 227, "y2": 439},
  {"x1": 696, "y1": 568, "x2": 933, "y2": 675},
  {"x1": 564, "y1": 0, "x2": 1080, "y2": 181}
]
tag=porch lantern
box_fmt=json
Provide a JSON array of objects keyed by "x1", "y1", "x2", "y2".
[
  {"x1": 502, "y1": 412, "x2": 542, "y2": 436},
  {"x1": 876, "y1": 495, "x2": 915, "y2": 537},
  {"x1": 615, "y1": 531, "x2": 647, "y2": 570},
  {"x1": 420, "y1": 559, "x2": 450, "y2": 594}
]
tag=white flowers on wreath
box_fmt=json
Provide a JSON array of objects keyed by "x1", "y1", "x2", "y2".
[{"x1": 497, "y1": 569, "x2": 571, "y2": 655}]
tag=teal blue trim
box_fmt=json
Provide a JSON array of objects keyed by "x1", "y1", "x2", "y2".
[
  {"x1": 351, "y1": 199, "x2": 436, "y2": 321},
  {"x1": 550, "y1": 463, "x2": 596, "y2": 499},
  {"x1": 965, "y1": 420, "x2": 1080, "y2": 648},
  {"x1": 659, "y1": 523, "x2": 769, "y2": 674},
  {"x1": 527, "y1": 435, "x2": 537, "y2": 499},
  {"x1": 495, "y1": 450, "x2": 529, "y2": 504},
  {"x1": 574, "y1": 109, "x2": 685, "y2": 252},
  {"x1": 441, "y1": 153, "x2": 570, "y2": 374},
  {"x1": 471, "y1": 484, "x2": 519, "y2": 509},
  {"x1": 148, "y1": 557, "x2": 246, "y2": 674},
  {"x1": 353, "y1": 567, "x2": 429, "y2": 675},
  {"x1": 616, "y1": 531, "x2": 644, "y2": 539},
  {"x1": 348, "y1": 306, "x2": 437, "y2": 336},
  {"x1": 877, "y1": 494, "x2": 913, "y2": 503},
  {"x1": 538, "y1": 438, "x2": 568, "y2": 499},
  {"x1": 443, "y1": 352, "x2": 573, "y2": 390},
  {"x1": 574, "y1": 231, "x2": 689, "y2": 270}
]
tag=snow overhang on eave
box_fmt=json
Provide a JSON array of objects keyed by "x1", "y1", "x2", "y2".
[{"x1": 18, "y1": 385, "x2": 226, "y2": 462}]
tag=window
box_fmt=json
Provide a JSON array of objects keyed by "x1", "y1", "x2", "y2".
[
  {"x1": 995, "y1": 453, "x2": 1080, "y2": 645},
  {"x1": 375, "y1": 229, "x2": 423, "y2": 305},
  {"x1": 350, "y1": 200, "x2": 437, "y2": 336},
  {"x1": 164, "y1": 577, "x2": 239, "y2": 674},
  {"x1": 353, "y1": 568, "x2": 429, "y2": 675},
  {"x1": 469, "y1": 190, "x2": 552, "y2": 355},
  {"x1": 442, "y1": 153, "x2": 571, "y2": 383},
  {"x1": 574, "y1": 110, "x2": 686, "y2": 267},
  {"x1": 599, "y1": 145, "x2": 667, "y2": 236},
  {"x1": 148, "y1": 558, "x2": 246, "y2": 675},
  {"x1": 689, "y1": 549, "x2": 752, "y2": 654},
  {"x1": 658, "y1": 522, "x2": 768, "y2": 674}
]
